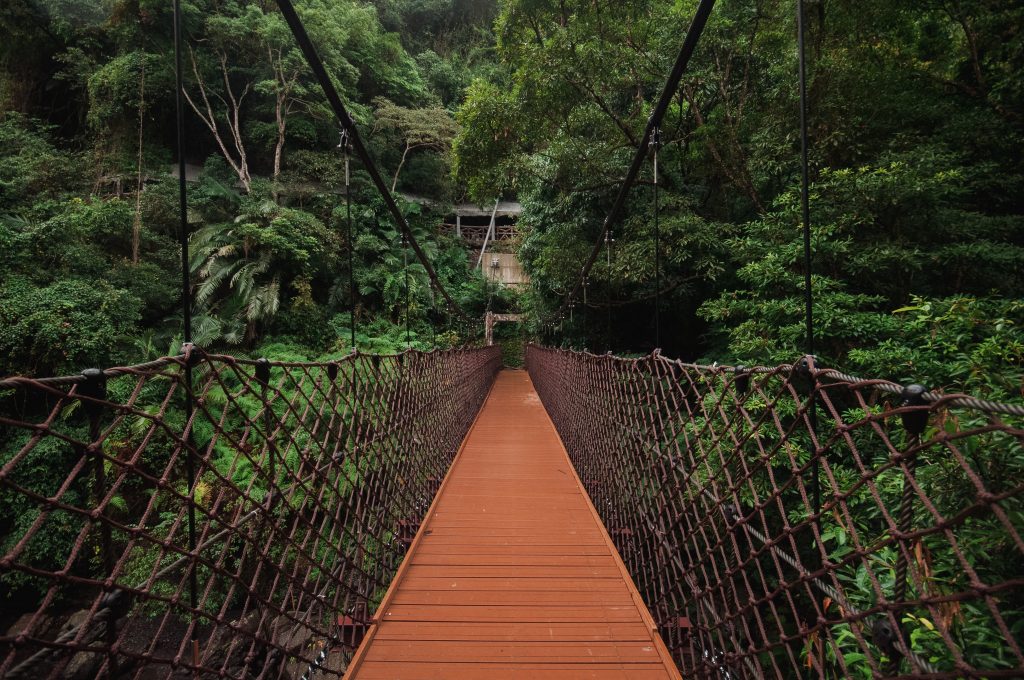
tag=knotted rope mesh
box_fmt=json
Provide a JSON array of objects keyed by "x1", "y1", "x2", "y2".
[
  {"x1": 0, "y1": 346, "x2": 501, "y2": 679},
  {"x1": 527, "y1": 345, "x2": 1024, "y2": 679}
]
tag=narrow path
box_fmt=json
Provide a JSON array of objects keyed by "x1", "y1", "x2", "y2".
[{"x1": 345, "y1": 370, "x2": 680, "y2": 679}]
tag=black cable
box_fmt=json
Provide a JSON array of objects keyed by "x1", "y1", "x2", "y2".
[
  {"x1": 798, "y1": 0, "x2": 814, "y2": 360},
  {"x1": 342, "y1": 131, "x2": 357, "y2": 353},
  {"x1": 652, "y1": 127, "x2": 662, "y2": 349},
  {"x1": 606, "y1": 231, "x2": 614, "y2": 352},
  {"x1": 403, "y1": 234, "x2": 411, "y2": 349},
  {"x1": 172, "y1": 0, "x2": 198, "y2": 665},
  {"x1": 173, "y1": 1, "x2": 190, "y2": 347},
  {"x1": 797, "y1": 0, "x2": 822, "y2": 552},
  {"x1": 582, "y1": 277, "x2": 588, "y2": 349}
]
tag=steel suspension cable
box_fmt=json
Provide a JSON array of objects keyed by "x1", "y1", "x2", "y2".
[
  {"x1": 606, "y1": 230, "x2": 614, "y2": 352},
  {"x1": 582, "y1": 277, "x2": 588, "y2": 349},
  {"x1": 403, "y1": 234, "x2": 411, "y2": 349},
  {"x1": 274, "y1": 0, "x2": 468, "y2": 321},
  {"x1": 554, "y1": 0, "x2": 717, "y2": 320},
  {"x1": 652, "y1": 128, "x2": 662, "y2": 349},
  {"x1": 797, "y1": 0, "x2": 814, "y2": 360},
  {"x1": 796, "y1": 0, "x2": 822, "y2": 543},
  {"x1": 342, "y1": 130, "x2": 357, "y2": 352}
]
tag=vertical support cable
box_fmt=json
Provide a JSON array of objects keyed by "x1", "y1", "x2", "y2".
[
  {"x1": 582, "y1": 277, "x2": 588, "y2": 350},
  {"x1": 82, "y1": 368, "x2": 117, "y2": 677},
  {"x1": 172, "y1": 0, "x2": 199, "y2": 670},
  {"x1": 797, "y1": 1, "x2": 813, "y2": 359},
  {"x1": 797, "y1": 0, "x2": 820, "y2": 525},
  {"x1": 256, "y1": 359, "x2": 275, "y2": 507},
  {"x1": 605, "y1": 231, "x2": 614, "y2": 353},
  {"x1": 431, "y1": 287, "x2": 438, "y2": 349},
  {"x1": 403, "y1": 233, "x2": 411, "y2": 349},
  {"x1": 341, "y1": 130, "x2": 357, "y2": 353},
  {"x1": 651, "y1": 127, "x2": 662, "y2": 350},
  {"x1": 173, "y1": 0, "x2": 190, "y2": 348},
  {"x1": 485, "y1": 260, "x2": 493, "y2": 314},
  {"x1": 889, "y1": 384, "x2": 928, "y2": 673}
]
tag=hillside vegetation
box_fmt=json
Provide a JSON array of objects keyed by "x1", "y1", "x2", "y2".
[{"x1": 1, "y1": 0, "x2": 1021, "y2": 401}]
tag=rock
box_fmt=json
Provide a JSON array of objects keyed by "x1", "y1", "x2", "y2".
[
  {"x1": 197, "y1": 610, "x2": 271, "y2": 678},
  {"x1": 64, "y1": 647, "x2": 104, "y2": 680},
  {"x1": 61, "y1": 609, "x2": 92, "y2": 634},
  {"x1": 4, "y1": 612, "x2": 53, "y2": 639},
  {"x1": 271, "y1": 614, "x2": 317, "y2": 657}
]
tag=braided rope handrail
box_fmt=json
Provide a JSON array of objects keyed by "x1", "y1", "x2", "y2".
[{"x1": 562, "y1": 348, "x2": 1024, "y2": 417}]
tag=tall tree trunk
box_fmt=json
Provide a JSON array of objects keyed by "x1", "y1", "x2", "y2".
[
  {"x1": 182, "y1": 47, "x2": 252, "y2": 193},
  {"x1": 392, "y1": 142, "x2": 412, "y2": 193}
]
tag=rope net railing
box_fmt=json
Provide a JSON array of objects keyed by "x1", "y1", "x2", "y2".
[
  {"x1": 0, "y1": 345, "x2": 501, "y2": 679},
  {"x1": 526, "y1": 345, "x2": 1024, "y2": 679}
]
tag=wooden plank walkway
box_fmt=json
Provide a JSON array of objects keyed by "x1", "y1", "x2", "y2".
[{"x1": 344, "y1": 370, "x2": 681, "y2": 679}]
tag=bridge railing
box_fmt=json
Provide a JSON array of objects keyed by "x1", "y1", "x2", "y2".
[
  {"x1": 0, "y1": 345, "x2": 501, "y2": 679},
  {"x1": 527, "y1": 344, "x2": 1024, "y2": 679}
]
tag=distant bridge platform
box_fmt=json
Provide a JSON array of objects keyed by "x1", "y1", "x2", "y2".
[{"x1": 344, "y1": 370, "x2": 680, "y2": 679}]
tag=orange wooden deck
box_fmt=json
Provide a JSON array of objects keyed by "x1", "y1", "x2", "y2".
[{"x1": 344, "y1": 370, "x2": 681, "y2": 679}]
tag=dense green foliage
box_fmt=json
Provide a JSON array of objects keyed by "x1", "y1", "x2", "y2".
[
  {"x1": 0, "y1": 0, "x2": 505, "y2": 377},
  {"x1": 455, "y1": 0, "x2": 1023, "y2": 400},
  {"x1": 6, "y1": 0, "x2": 1016, "y2": 388}
]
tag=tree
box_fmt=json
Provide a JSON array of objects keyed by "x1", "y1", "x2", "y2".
[
  {"x1": 372, "y1": 96, "x2": 458, "y2": 192},
  {"x1": 183, "y1": 11, "x2": 259, "y2": 193},
  {"x1": 190, "y1": 192, "x2": 339, "y2": 345}
]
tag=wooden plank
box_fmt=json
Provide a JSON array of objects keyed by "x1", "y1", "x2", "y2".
[
  {"x1": 363, "y1": 640, "x2": 664, "y2": 663},
  {"x1": 417, "y1": 535, "x2": 609, "y2": 546},
  {"x1": 373, "y1": 622, "x2": 653, "y2": 642},
  {"x1": 399, "y1": 577, "x2": 628, "y2": 592},
  {"x1": 390, "y1": 590, "x2": 636, "y2": 607},
  {"x1": 414, "y1": 544, "x2": 610, "y2": 556},
  {"x1": 379, "y1": 604, "x2": 644, "y2": 623},
  {"x1": 404, "y1": 565, "x2": 623, "y2": 579},
  {"x1": 356, "y1": 662, "x2": 674, "y2": 680},
  {"x1": 410, "y1": 554, "x2": 618, "y2": 567}
]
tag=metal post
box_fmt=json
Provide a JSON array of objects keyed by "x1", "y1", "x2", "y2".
[
  {"x1": 889, "y1": 384, "x2": 929, "y2": 673},
  {"x1": 797, "y1": 0, "x2": 821, "y2": 531},
  {"x1": 172, "y1": 0, "x2": 199, "y2": 669},
  {"x1": 174, "y1": 0, "x2": 191, "y2": 349},
  {"x1": 476, "y1": 198, "x2": 501, "y2": 270},
  {"x1": 256, "y1": 359, "x2": 276, "y2": 507},
  {"x1": 82, "y1": 368, "x2": 117, "y2": 676},
  {"x1": 431, "y1": 288, "x2": 437, "y2": 348}
]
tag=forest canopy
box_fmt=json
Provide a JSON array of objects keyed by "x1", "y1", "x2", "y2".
[{"x1": 0, "y1": 0, "x2": 1020, "y2": 400}]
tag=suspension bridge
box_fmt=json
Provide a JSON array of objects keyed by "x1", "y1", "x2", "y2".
[{"x1": 1, "y1": 0, "x2": 1023, "y2": 679}]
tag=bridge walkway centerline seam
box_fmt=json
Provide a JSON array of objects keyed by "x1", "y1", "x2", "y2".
[{"x1": 343, "y1": 369, "x2": 681, "y2": 680}]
